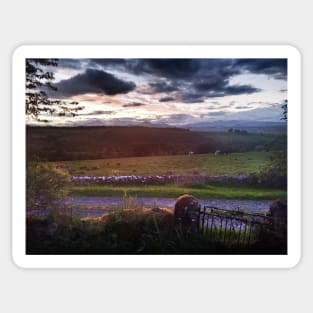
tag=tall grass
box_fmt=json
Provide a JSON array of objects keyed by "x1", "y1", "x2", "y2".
[
  {"x1": 69, "y1": 184, "x2": 287, "y2": 200},
  {"x1": 26, "y1": 206, "x2": 286, "y2": 255}
]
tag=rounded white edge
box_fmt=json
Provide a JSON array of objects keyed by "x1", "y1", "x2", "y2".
[
  {"x1": 284, "y1": 44, "x2": 302, "y2": 60},
  {"x1": 12, "y1": 44, "x2": 30, "y2": 62},
  {"x1": 11, "y1": 250, "x2": 26, "y2": 270}
]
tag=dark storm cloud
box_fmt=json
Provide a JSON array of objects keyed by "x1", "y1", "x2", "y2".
[
  {"x1": 234, "y1": 59, "x2": 287, "y2": 80},
  {"x1": 122, "y1": 102, "x2": 146, "y2": 108},
  {"x1": 133, "y1": 59, "x2": 263, "y2": 101},
  {"x1": 54, "y1": 58, "x2": 286, "y2": 102},
  {"x1": 88, "y1": 59, "x2": 127, "y2": 70},
  {"x1": 180, "y1": 93, "x2": 205, "y2": 103},
  {"x1": 178, "y1": 83, "x2": 260, "y2": 103},
  {"x1": 193, "y1": 81, "x2": 260, "y2": 97},
  {"x1": 148, "y1": 81, "x2": 178, "y2": 93},
  {"x1": 58, "y1": 59, "x2": 84, "y2": 69},
  {"x1": 159, "y1": 97, "x2": 175, "y2": 102},
  {"x1": 133, "y1": 59, "x2": 200, "y2": 78},
  {"x1": 61, "y1": 58, "x2": 287, "y2": 81},
  {"x1": 58, "y1": 59, "x2": 127, "y2": 71},
  {"x1": 225, "y1": 84, "x2": 261, "y2": 95},
  {"x1": 128, "y1": 59, "x2": 241, "y2": 80},
  {"x1": 54, "y1": 69, "x2": 136, "y2": 97}
]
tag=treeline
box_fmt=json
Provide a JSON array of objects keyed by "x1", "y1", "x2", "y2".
[{"x1": 27, "y1": 126, "x2": 287, "y2": 161}]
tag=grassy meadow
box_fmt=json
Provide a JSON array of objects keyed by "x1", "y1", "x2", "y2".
[
  {"x1": 51, "y1": 151, "x2": 271, "y2": 177},
  {"x1": 45, "y1": 151, "x2": 286, "y2": 200},
  {"x1": 70, "y1": 184, "x2": 287, "y2": 200}
]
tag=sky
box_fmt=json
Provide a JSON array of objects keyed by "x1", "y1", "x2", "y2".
[{"x1": 27, "y1": 58, "x2": 287, "y2": 127}]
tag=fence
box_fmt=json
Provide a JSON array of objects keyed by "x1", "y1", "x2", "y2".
[{"x1": 196, "y1": 206, "x2": 273, "y2": 247}]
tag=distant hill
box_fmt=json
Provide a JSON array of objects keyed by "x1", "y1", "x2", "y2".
[
  {"x1": 27, "y1": 125, "x2": 287, "y2": 161},
  {"x1": 184, "y1": 120, "x2": 287, "y2": 134}
]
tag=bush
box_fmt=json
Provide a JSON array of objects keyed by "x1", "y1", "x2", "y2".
[
  {"x1": 26, "y1": 162, "x2": 70, "y2": 209},
  {"x1": 255, "y1": 151, "x2": 287, "y2": 188}
]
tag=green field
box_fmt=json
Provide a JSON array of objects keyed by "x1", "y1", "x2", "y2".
[
  {"x1": 52, "y1": 151, "x2": 271, "y2": 176},
  {"x1": 28, "y1": 126, "x2": 287, "y2": 201},
  {"x1": 69, "y1": 184, "x2": 287, "y2": 200}
]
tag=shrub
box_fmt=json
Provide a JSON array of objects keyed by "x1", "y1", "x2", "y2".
[
  {"x1": 255, "y1": 151, "x2": 287, "y2": 188},
  {"x1": 26, "y1": 162, "x2": 70, "y2": 209}
]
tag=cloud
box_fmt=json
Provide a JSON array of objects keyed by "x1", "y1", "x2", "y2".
[
  {"x1": 123, "y1": 59, "x2": 199, "y2": 78},
  {"x1": 79, "y1": 110, "x2": 116, "y2": 116},
  {"x1": 234, "y1": 59, "x2": 287, "y2": 80},
  {"x1": 54, "y1": 58, "x2": 286, "y2": 104},
  {"x1": 89, "y1": 58, "x2": 260, "y2": 100},
  {"x1": 159, "y1": 97, "x2": 175, "y2": 102},
  {"x1": 148, "y1": 81, "x2": 178, "y2": 93},
  {"x1": 178, "y1": 83, "x2": 260, "y2": 103},
  {"x1": 155, "y1": 113, "x2": 195, "y2": 124},
  {"x1": 223, "y1": 103, "x2": 284, "y2": 121},
  {"x1": 122, "y1": 102, "x2": 146, "y2": 108},
  {"x1": 194, "y1": 83, "x2": 260, "y2": 97},
  {"x1": 137, "y1": 59, "x2": 262, "y2": 101},
  {"x1": 234, "y1": 105, "x2": 253, "y2": 109},
  {"x1": 53, "y1": 69, "x2": 136, "y2": 97},
  {"x1": 180, "y1": 93, "x2": 205, "y2": 103},
  {"x1": 209, "y1": 111, "x2": 228, "y2": 116},
  {"x1": 225, "y1": 84, "x2": 261, "y2": 95},
  {"x1": 58, "y1": 59, "x2": 84, "y2": 69},
  {"x1": 73, "y1": 58, "x2": 287, "y2": 81}
]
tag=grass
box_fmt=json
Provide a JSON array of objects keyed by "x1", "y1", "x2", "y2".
[
  {"x1": 51, "y1": 151, "x2": 271, "y2": 176},
  {"x1": 26, "y1": 206, "x2": 287, "y2": 255},
  {"x1": 69, "y1": 183, "x2": 287, "y2": 200}
]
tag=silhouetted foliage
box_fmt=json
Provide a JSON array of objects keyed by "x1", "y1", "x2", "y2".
[
  {"x1": 256, "y1": 151, "x2": 287, "y2": 188},
  {"x1": 26, "y1": 59, "x2": 83, "y2": 121},
  {"x1": 281, "y1": 99, "x2": 287, "y2": 121},
  {"x1": 26, "y1": 162, "x2": 70, "y2": 209}
]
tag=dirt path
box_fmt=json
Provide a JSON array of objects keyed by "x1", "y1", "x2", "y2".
[{"x1": 27, "y1": 196, "x2": 272, "y2": 218}]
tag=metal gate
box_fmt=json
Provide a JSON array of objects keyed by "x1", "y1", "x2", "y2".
[{"x1": 198, "y1": 206, "x2": 273, "y2": 247}]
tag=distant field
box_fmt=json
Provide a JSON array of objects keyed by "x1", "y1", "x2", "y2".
[
  {"x1": 69, "y1": 184, "x2": 287, "y2": 200},
  {"x1": 27, "y1": 126, "x2": 287, "y2": 161},
  {"x1": 51, "y1": 151, "x2": 271, "y2": 176}
]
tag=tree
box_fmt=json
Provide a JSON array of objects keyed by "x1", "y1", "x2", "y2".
[
  {"x1": 256, "y1": 99, "x2": 288, "y2": 189},
  {"x1": 281, "y1": 99, "x2": 287, "y2": 121},
  {"x1": 26, "y1": 59, "x2": 83, "y2": 121},
  {"x1": 26, "y1": 162, "x2": 70, "y2": 209}
]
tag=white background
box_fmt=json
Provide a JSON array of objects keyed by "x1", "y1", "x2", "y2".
[{"x1": 0, "y1": 0, "x2": 311, "y2": 312}]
